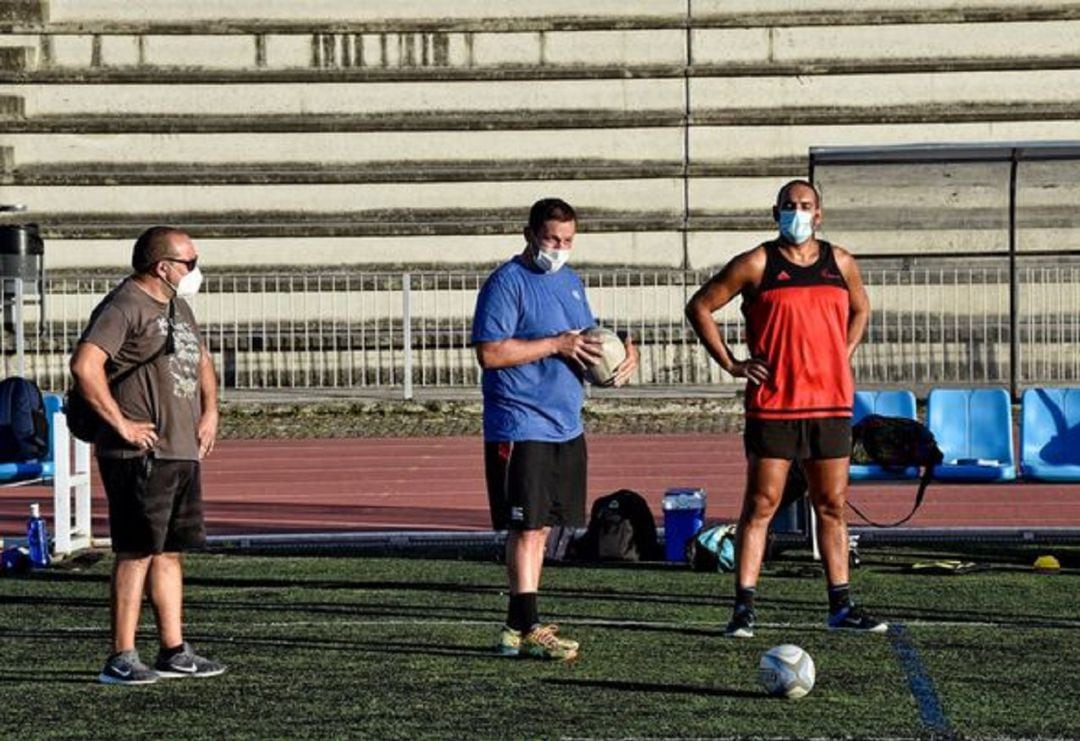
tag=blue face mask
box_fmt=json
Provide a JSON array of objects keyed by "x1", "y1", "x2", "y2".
[{"x1": 778, "y1": 209, "x2": 815, "y2": 245}]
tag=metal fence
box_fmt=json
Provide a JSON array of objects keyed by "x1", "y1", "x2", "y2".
[{"x1": 2, "y1": 257, "x2": 1078, "y2": 396}]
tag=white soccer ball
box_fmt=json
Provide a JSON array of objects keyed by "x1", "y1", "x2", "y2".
[
  {"x1": 758, "y1": 644, "x2": 816, "y2": 699},
  {"x1": 583, "y1": 326, "x2": 627, "y2": 385}
]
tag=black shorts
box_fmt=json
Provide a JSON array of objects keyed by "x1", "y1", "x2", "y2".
[
  {"x1": 98, "y1": 456, "x2": 206, "y2": 554},
  {"x1": 484, "y1": 435, "x2": 587, "y2": 531},
  {"x1": 744, "y1": 417, "x2": 852, "y2": 460}
]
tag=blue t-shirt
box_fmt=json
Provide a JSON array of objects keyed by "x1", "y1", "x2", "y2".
[{"x1": 471, "y1": 256, "x2": 595, "y2": 442}]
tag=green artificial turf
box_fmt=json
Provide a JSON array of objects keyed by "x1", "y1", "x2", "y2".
[{"x1": 0, "y1": 545, "x2": 1077, "y2": 739}]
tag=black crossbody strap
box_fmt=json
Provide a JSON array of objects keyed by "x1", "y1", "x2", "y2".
[{"x1": 847, "y1": 465, "x2": 935, "y2": 529}]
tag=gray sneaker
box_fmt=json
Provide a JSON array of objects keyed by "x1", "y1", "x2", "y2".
[
  {"x1": 98, "y1": 650, "x2": 159, "y2": 685},
  {"x1": 154, "y1": 642, "x2": 227, "y2": 679}
]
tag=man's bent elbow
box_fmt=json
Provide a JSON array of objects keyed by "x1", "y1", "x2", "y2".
[
  {"x1": 684, "y1": 300, "x2": 708, "y2": 331},
  {"x1": 69, "y1": 347, "x2": 92, "y2": 380},
  {"x1": 475, "y1": 345, "x2": 496, "y2": 370}
]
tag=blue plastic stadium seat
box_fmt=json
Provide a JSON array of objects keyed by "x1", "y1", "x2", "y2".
[
  {"x1": 850, "y1": 390, "x2": 919, "y2": 481},
  {"x1": 1020, "y1": 388, "x2": 1080, "y2": 482},
  {"x1": 926, "y1": 388, "x2": 1016, "y2": 481},
  {"x1": 0, "y1": 392, "x2": 61, "y2": 484}
]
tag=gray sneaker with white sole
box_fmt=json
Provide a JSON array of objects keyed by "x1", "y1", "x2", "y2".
[
  {"x1": 154, "y1": 642, "x2": 227, "y2": 679},
  {"x1": 98, "y1": 650, "x2": 159, "y2": 685}
]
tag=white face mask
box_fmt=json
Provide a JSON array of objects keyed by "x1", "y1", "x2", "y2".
[
  {"x1": 169, "y1": 265, "x2": 203, "y2": 298},
  {"x1": 778, "y1": 209, "x2": 815, "y2": 245},
  {"x1": 534, "y1": 246, "x2": 570, "y2": 274}
]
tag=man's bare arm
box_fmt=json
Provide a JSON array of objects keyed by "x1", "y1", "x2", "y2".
[
  {"x1": 197, "y1": 345, "x2": 218, "y2": 458},
  {"x1": 685, "y1": 248, "x2": 770, "y2": 384},
  {"x1": 836, "y1": 247, "x2": 871, "y2": 358},
  {"x1": 475, "y1": 332, "x2": 603, "y2": 371},
  {"x1": 69, "y1": 342, "x2": 158, "y2": 448}
]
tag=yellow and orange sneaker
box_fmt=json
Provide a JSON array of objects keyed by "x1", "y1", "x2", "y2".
[{"x1": 498, "y1": 624, "x2": 579, "y2": 659}]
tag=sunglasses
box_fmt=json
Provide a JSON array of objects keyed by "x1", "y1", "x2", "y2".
[{"x1": 163, "y1": 256, "x2": 198, "y2": 271}]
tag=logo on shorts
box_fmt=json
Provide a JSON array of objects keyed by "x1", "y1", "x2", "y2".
[{"x1": 510, "y1": 507, "x2": 524, "y2": 522}]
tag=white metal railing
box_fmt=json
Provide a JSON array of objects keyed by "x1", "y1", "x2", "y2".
[{"x1": 3, "y1": 264, "x2": 1079, "y2": 396}]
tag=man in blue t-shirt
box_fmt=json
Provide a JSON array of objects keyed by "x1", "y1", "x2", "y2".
[{"x1": 472, "y1": 198, "x2": 638, "y2": 661}]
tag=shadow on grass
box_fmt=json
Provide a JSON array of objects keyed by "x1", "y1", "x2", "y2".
[
  {"x1": 0, "y1": 670, "x2": 94, "y2": 685},
  {"x1": 544, "y1": 677, "x2": 762, "y2": 699},
  {"x1": 186, "y1": 631, "x2": 508, "y2": 660},
  {"x1": 14, "y1": 569, "x2": 1078, "y2": 630}
]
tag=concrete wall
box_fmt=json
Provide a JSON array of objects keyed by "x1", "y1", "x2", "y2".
[{"x1": 1, "y1": 0, "x2": 1079, "y2": 270}]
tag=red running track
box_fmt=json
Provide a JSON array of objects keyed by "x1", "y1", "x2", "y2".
[{"x1": 2, "y1": 434, "x2": 1078, "y2": 540}]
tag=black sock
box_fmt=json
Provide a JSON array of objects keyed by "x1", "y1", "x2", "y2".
[
  {"x1": 828, "y1": 583, "x2": 852, "y2": 613},
  {"x1": 160, "y1": 643, "x2": 185, "y2": 658},
  {"x1": 507, "y1": 592, "x2": 539, "y2": 632},
  {"x1": 734, "y1": 585, "x2": 757, "y2": 614}
]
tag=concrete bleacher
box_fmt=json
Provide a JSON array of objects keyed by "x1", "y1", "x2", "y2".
[{"x1": 1, "y1": 0, "x2": 1079, "y2": 272}]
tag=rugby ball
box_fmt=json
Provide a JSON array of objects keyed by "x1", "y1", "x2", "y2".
[
  {"x1": 583, "y1": 327, "x2": 627, "y2": 385},
  {"x1": 758, "y1": 644, "x2": 816, "y2": 699}
]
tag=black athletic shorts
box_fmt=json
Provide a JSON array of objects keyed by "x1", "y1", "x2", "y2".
[
  {"x1": 744, "y1": 417, "x2": 852, "y2": 460},
  {"x1": 483, "y1": 435, "x2": 587, "y2": 531},
  {"x1": 98, "y1": 455, "x2": 206, "y2": 554}
]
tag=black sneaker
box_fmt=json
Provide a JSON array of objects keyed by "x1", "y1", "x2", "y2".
[
  {"x1": 98, "y1": 650, "x2": 159, "y2": 685},
  {"x1": 154, "y1": 642, "x2": 227, "y2": 679},
  {"x1": 724, "y1": 607, "x2": 756, "y2": 639},
  {"x1": 827, "y1": 605, "x2": 888, "y2": 633}
]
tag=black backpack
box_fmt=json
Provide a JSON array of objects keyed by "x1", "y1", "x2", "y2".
[
  {"x1": 850, "y1": 414, "x2": 945, "y2": 527},
  {"x1": 0, "y1": 377, "x2": 49, "y2": 462},
  {"x1": 574, "y1": 489, "x2": 662, "y2": 562}
]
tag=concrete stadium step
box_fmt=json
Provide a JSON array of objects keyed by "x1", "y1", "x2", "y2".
[
  {"x1": 3, "y1": 21, "x2": 1078, "y2": 78},
  {"x1": 3, "y1": 129, "x2": 685, "y2": 166},
  {"x1": 6, "y1": 55, "x2": 1080, "y2": 85},
  {"x1": 0, "y1": 110, "x2": 688, "y2": 133},
  {"x1": 18, "y1": 203, "x2": 1073, "y2": 237},
  {"x1": 7, "y1": 68, "x2": 1079, "y2": 115},
  {"x1": 6, "y1": 158, "x2": 802, "y2": 185},
  {"x1": 43, "y1": 172, "x2": 1069, "y2": 232},
  {"x1": 33, "y1": 232, "x2": 698, "y2": 271},
  {"x1": 5, "y1": 178, "x2": 693, "y2": 215},
  {"x1": 13, "y1": 0, "x2": 1080, "y2": 31},
  {"x1": 6, "y1": 121, "x2": 1076, "y2": 168},
  {"x1": 4, "y1": 101, "x2": 1078, "y2": 134},
  {"x1": 0, "y1": 80, "x2": 685, "y2": 116}
]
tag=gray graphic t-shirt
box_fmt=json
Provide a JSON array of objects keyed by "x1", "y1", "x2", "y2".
[{"x1": 79, "y1": 278, "x2": 204, "y2": 460}]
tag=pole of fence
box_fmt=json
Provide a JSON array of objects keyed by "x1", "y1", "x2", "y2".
[
  {"x1": 402, "y1": 272, "x2": 413, "y2": 400},
  {"x1": 13, "y1": 277, "x2": 25, "y2": 377},
  {"x1": 1008, "y1": 150, "x2": 1019, "y2": 402}
]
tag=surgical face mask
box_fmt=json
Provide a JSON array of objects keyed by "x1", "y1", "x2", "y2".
[
  {"x1": 168, "y1": 265, "x2": 203, "y2": 298},
  {"x1": 778, "y1": 209, "x2": 815, "y2": 245},
  {"x1": 534, "y1": 245, "x2": 570, "y2": 274}
]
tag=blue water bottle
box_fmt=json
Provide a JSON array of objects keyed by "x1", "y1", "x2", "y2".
[{"x1": 27, "y1": 502, "x2": 50, "y2": 568}]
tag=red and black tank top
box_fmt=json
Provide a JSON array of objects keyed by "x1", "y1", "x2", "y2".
[{"x1": 741, "y1": 240, "x2": 853, "y2": 420}]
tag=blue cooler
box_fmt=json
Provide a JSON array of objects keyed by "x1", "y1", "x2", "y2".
[{"x1": 662, "y1": 488, "x2": 706, "y2": 562}]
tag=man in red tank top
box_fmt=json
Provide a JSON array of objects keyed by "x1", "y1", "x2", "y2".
[{"x1": 686, "y1": 180, "x2": 887, "y2": 637}]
